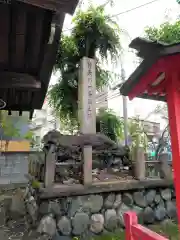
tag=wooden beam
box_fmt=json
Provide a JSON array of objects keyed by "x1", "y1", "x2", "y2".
[
  {"x1": 11, "y1": 4, "x2": 27, "y2": 70},
  {"x1": 0, "y1": 72, "x2": 41, "y2": 89},
  {"x1": 17, "y1": 0, "x2": 78, "y2": 14},
  {"x1": 34, "y1": 12, "x2": 65, "y2": 109},
  {"x1": 39, "y1": 179, "x2": 174, "y2": 199},
  {"x1": 128, "y1": 59, "x2": 165, "y2": 100},
  {"x1": 166, "y1": 72, "x2": 180, "y2": 229},
  {"x1": 24, "y1": 5, "x2": 44, "y2": 72},
  {"x1": 147, "y1": 79, "x2": 166, "y2": 95},
  {"x1": 44, "y1": 145, "x2": 56, "y2": 188}
]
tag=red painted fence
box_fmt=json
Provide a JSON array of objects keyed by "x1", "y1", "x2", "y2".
[{"x1": 124, "y1": 212, "x2": 169, "y2": 240}]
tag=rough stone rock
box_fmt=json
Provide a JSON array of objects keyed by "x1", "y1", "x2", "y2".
[
  {"x1": 52, "y1": 233, "x2": 72, "y2": 240},
  {"x1": 48, "y1": 201, "x2": 61, "y2": 217},
  {"x1": 68, "y1": 195, "x2": 103, "y2": 216},
  {"x1": 159, "y1": 198, "x2": 165, "y2": 208},
  {"x1": 37, "y1": 234, "x2": 52, "y2": 240},
  {"x1": 145, "y1": 190, "x2": 156, "y2": 205},
  {"x1": 39, "y1": 202, "x2": 51, "y2": 215},
  {"x1": 122, "y1": 193, "x2": 133, "y2": 207},
  {"x1": 37, "y1": 215, "x2": 57, "y2": 237},
  {"x1": 26, "y1": 196, "x2": 38, "y2": 225},
  {"x1": 117, "y1": 203, "x2": 131, "y2": 226},
  {"x1": 113, "y1": 194, "x2": 122, "y2": 209},
  {"x1": 172, "y1": 189, "x2": 176, "y2": 198},
  {"x1": 160, "y1": 189, "x2": 172, "y2": 201},
  {"x1": 72, "y1": 212, "x2": 89, "y2": 235},
  {"x1": 90, "y1": 214, "x2": 104, "y2": 234},
  {"x1": 0, "y1": 197, "x2": 12, "y2": 225},
  {"x1": 154, "y1": 194, "x2": 161, "y2": 205},
  {"x1": 10, "y1": 189, "x2": 26, "y2": 217},
  {"x1": 61, "y1": 198, "x2": 71, "y2": 215},
  {"x1": 0, "y1": 230, "x2": 9, "y2": 240},
  {"x1": 132, "y1": 205, "x2": 143, "y2": 224},
  {"x1": 57, "y1": 216, "x2": 71, "y2": 236},
  {"x1": 143, "y1": 207, "x2": 155, "y2": 224},
  {"x1": 155, "y1": 205, "x2": 166, "y2": 221},
  {"x1": 68, "y1": 197, "x2": 82, "y2": 217},
  {"x1": 133, "y1": 192, "x2": 147, "y2": 208},
  {"x1": 88, "y1": 195, "x2": 104, "y2": 213},
  {"x1": 104, "y1": 194, "x2": 115, "y2": 209},
  {"x1": 150, "y1": 202, "x2": 155, "y2": 209},
  {"x1": 166, "y1": 201, "x2": 177, "y2": 219},
  {"x1": 104, "y1": 209, "x2": 118, "y2": 231},
  {"x1": 0, "y1": 206, "x2": 7, "y2": 226}
]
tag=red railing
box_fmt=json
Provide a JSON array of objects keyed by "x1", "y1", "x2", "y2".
[{"x1": 124, "y1": 212, "x2": 169, "y2": 240}]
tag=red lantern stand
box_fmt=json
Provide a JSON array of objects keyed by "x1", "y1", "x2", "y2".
[{"x1": 120, "y1": 37, "x2": 180, "y2": 231}]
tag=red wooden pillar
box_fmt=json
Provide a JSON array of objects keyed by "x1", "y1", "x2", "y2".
[{"x1": 166, "y1": 73, "x2": 180, "y2": 229}]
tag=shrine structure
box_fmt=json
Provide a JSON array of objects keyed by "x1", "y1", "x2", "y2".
[
  {"x1": 0, "y1": 0, "x2": 78, "y2": 118},
  {"x1": 120, "y1": 37, "x2": 180, "y2": 235}
]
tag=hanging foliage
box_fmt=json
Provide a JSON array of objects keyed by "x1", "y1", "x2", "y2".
[
  {"x1": 49, "y1": 4, "x2": 121, "y2": 125},
  {"x1": 96, "y1": 108, "x2": 124, "y2": 142},
  {"x1": 128, "y1": 116, "x2": 148, "y2": 151}
]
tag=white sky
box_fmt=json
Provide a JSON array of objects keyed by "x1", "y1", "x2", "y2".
[{"x1": 50, "y1": 0, "x2": 180, "y2": 128}]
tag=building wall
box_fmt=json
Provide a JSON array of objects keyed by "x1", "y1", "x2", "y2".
[
  {"x1": 0, "y1": 141, "x2": 30, "y2": 152},
  {"x1": 31, "y1": 99, "x2": 60, "y2": 146},
  {"x1": 0, "y1": 153, "x2": 29, "y2": 184}
]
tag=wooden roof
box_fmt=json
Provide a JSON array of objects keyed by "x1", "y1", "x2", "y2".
[
  {"x1": 120, "y1": 37, "x2": 180, "y2": 102},
  {"x1": 0, "y1": 0, "x2": 78, "y2": 117}
]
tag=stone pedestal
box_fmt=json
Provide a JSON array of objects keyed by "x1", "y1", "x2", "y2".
[{"x1": 134, "y1": 147, "x2": 145, "y2": 180}]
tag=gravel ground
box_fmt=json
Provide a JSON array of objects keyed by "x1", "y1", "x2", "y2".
[{"x1": 0, "y1": 218, "x2": 28, "y2": 240}]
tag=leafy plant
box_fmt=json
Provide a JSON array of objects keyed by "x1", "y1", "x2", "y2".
[
  {"x1": 96, "y1": 108, "x2": 124, "y2": 142},
  {"x1": 128, "y1": 116, "x2": 148, "y2": 150},
  {"x1": 144, "y1": 20, "x2": 180, "y2": 125},
  {"x1": 49, "y1": 4, "x2": 121, "y2": 125},
  {"x1": 24, "y1": 130, "x2": 37, "y2": 148}
]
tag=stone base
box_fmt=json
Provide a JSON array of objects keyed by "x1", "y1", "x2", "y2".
[{"x1": 25, "y1": 182, "x2": 177, "y2": 239}]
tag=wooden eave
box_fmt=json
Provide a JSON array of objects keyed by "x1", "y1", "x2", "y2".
[
  {"x1": 0, "y1": 0, "x2": 78, "y2": 117},
  {"x1": 17, "y1": 0, "x2": 78, "y2": 14}
]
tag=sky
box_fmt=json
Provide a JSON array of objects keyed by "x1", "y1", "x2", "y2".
[{"x1": 50, "y1": 0, "x2": 180, "y2": 129}]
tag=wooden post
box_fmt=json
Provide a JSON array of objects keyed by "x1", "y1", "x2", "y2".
[
  {"x1": 124, "y1": 211, "x2": 168, "y2": 240},
  {"x1": 166, "y1": 74, "x2": 180, "y2": 230},
  {"x1": 124, "y1": 212, "x2": 138, "y2": 240},
  {"x1": 78, "y1": 57, "x2": 96, "y2": 185},
  {"x1": 134, "y1": 146, "x2": 145, "y2": 180},
  {"x1": 44, "y1": 145, "x2": 56, "y2": 187}
]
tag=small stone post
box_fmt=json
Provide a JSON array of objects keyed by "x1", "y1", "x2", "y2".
[
  {"x1": 133, "y1": 146, "x2": 145, "y2": 180},
  {"x1": 44, "y1": 145, "x2": 56, "y2": 187},
  {"x1": 78, "y1": 57, "x2": 96, "y2": 185}
]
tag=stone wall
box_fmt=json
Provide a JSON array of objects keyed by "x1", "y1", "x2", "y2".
[{"x1": 25, "y1": 184, "x2": 177, "y2": 240}]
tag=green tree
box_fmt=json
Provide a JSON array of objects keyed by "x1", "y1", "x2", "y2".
[
  {"x1": 49, "y1": 4, "x2": 121, "y2": 126},
  {"x1": 0, "y1": 111, "x2": 20, "y2": 151},
  {"x1": 128, "y1": 116, "x2": 148, "y2": 150},
  {"x1": 144, "y1": 21, "x2": 179, "y2": 121},
  {"x1": 24, "y1": 130, "x2": 37, "y2": 148},
  {"x1": 145, "y1": 20, "x2": 180, "y2": 44}
]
